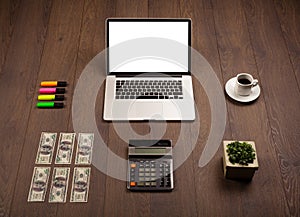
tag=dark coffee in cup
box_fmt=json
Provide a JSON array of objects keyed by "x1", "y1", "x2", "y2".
[
  {"x1": 235, "y1": 73, "x2": 258, "y2": 96},
  {"x1": 238, "y1": 78, "x2": 251, "y2": 85}
]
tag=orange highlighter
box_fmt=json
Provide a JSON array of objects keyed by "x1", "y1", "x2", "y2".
[{"x1": 41, "y1": 81, "x2": 67, "y2": 87}]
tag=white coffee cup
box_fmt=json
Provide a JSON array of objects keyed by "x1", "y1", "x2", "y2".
[{"x1": 234, "y1": 73, "x2": 258, "y2": 96}]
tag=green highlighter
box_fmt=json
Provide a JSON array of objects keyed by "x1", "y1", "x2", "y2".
[{"x1": 37, "y1": 102, "x2": 64, "y2": 108}]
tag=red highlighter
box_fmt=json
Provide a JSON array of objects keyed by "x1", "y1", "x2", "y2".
[{"x1": 39, "y1": 88, "x2": 65, "y2": 94}]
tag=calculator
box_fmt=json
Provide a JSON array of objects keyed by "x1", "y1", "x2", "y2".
[{"x1": 127, "y1": 140, "x2": 174, "y2": 191}]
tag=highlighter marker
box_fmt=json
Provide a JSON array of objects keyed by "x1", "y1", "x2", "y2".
[
  {"x1": 41, "y1": 81, "x2": 67, "y2": 87},
  {"x1": 38, "y1": 95, "x2": 64, "y2": 101},
  {"x1": 36, "y1": 102, "x2": 64, "y2": 108},
  {"x1": 39, "y1": 88, "x2": 65, "y2": 94}
]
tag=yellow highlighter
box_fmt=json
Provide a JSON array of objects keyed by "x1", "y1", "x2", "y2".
[{"x1": 38, "y1": 95, "x2": 64, "y2": 101}]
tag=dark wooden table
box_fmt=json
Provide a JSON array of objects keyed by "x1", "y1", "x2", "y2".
[{"x1": 0, "y1": 0, "x2": 299, "y2": 216}]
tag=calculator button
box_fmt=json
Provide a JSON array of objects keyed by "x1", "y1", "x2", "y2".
[
  {"x1": 149, "y1": 176, "x2": 156, "y2": 181},
  {"x1": 128, "y1": 157, "x2": 173, "y2": 190},
  {"x1": 151, "y1": 182, "x2": 157, "y2": 186},
  {"x1": 137, "y1": 182, "x2": 144, "y2": 186}
]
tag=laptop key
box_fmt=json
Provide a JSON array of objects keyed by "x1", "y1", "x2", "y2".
[
  {"x1": 173, "y1": 92, "x2": 182, "y2": 95},
  {"x1": 136, "y1": 96, "x2": 158, "y2": 99}
]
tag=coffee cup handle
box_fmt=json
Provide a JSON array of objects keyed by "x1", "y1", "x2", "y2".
[{"x1": 252, "y1": 79, "x2": 258, "y2": 87}]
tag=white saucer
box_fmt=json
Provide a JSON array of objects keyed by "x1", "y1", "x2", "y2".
[{"x1": 225, "y1": 77, "x2": 260, "y2": 103}]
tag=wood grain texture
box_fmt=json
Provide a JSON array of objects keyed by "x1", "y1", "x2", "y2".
[
  {"x1": 273, "y1": 0, "x2": 300, "y2": 86},
  {"x1": 148, "y1": 1, "x2": 198, "y2": 217},
  {"x1": 182, "y1": 0, "x2": 241, "y2": 216},
  {"x1": 10, "y1": 0, "x2": 84, "y2": 216},
  {"x1": 243, "y1": 0, "x2": 300, "y2": 216},
  {"x1": 103, "y1": 1, "x2": 152, "y2": 217},
  {"x1": 0, "y1": 0, "x2": 299, "y2": 216},
  {"x1": 61, "y1": 0, "x2": 115, "y2": 216},
  {"x1": 0, "y1": 1, "x2": 52, "y2": 216},
  {"x1": 212, "y1": 0, "x2": 290, "y2": 216},
  {"x1": 0, "y1": 0, "x2": 21, "y2": 75},
  {"x1": 115, "y1": 0, "x2": 148, "y2": 17}
]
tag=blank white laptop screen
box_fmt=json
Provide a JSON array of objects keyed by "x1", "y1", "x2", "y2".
[{"x1": 108, "y1": 21, "x2": 189, "y2": 73}]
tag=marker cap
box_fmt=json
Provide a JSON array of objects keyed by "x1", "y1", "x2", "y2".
[
  {"x1": 55, "y1": 95, "x2": 65, "y2": 100},
  {"x1": 57, "y1": 81, "x2": 67, "y2": 87},
  {"x1": 55, "y1": 88, "x2": 65, "y2": 94}
]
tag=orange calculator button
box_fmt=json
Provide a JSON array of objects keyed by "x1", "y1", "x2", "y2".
[
  {"x1": 130, "y1": 163, "x2": 136, "y2": 168},
  {"x1": 130, "y1": 182, "x2": 136, "y2": 186}
]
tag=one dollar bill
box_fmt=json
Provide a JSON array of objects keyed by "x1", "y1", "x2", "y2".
[
  {"x1": 75, "y1": 133, "x2": 94, "y2": 165},
  {"x1": 55, "y1": 133, "x2": 76, "y2": 164},
  {"x1": 49, "y1": 167, "x2": 70, "y2": 203},
  {"x1": 28, "y1": 167, "x2": 50, "y2": 202},
  {"x1": 70, "y1": 167, "x2": 91, "y2": 202},
  {"x1": 35, "y1": 132, "x2": 57, "y2": 164}
]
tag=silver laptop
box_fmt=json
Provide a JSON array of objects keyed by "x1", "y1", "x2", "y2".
[{"x1": 103, "y1": 18, "x2": 195, "y2": 121}]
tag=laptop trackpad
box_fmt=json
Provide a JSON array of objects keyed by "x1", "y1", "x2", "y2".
[{"x1": 130, "y1": 102, "x2": 163, "y2": 120}]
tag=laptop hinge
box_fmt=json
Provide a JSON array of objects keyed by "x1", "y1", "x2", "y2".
[{"x1": 114, "y1": 73, "x2": 183, "y2": 78}]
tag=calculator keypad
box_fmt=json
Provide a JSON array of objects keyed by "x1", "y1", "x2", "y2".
[{"x1": 128, "y1": 159, "x2": 173, "y2": 191}]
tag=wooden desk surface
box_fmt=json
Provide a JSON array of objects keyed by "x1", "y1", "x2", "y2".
[{"x1": 0, "y1": 0, "x2": 299, "y2": 216}]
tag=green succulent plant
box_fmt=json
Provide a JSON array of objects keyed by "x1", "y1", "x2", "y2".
[{"x1": 226, "y1": 141, "x2": 256, "y2": 165}]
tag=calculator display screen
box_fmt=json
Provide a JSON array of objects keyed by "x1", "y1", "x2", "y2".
[{"x1": 135, "y1": 148, "x2": 166, "y2": 154}]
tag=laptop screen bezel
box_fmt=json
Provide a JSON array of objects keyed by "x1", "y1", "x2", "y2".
[{"x1": 106, "y1": 18, "x2": 191, "y2": 76}]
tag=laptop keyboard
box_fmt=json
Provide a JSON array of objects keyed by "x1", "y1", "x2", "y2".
[{"x1": 115, "y1": 79, "x2": 183, "y2": 99}]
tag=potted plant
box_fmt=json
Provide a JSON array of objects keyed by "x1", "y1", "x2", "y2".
[{"x1": 223, "y1": 140, "x2": 259, "y2": 180}]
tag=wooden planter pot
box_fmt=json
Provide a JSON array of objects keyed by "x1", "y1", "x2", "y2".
[{"x1": 223, "y1": 140, "x2": 259, "y2": 180}]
